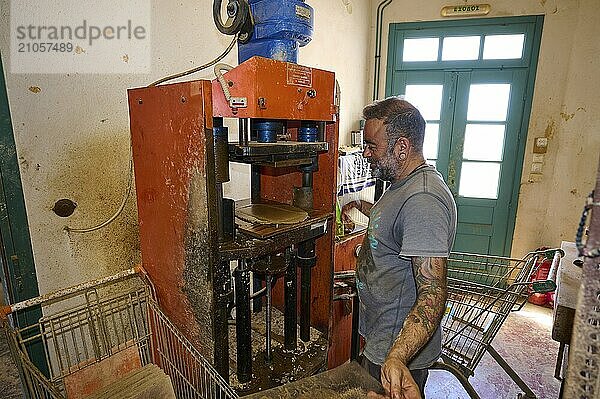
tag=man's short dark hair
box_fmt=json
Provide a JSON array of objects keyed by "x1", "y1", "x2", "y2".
[{"x1": 362, "y1": 97, "x2": 426, "y2": 152}]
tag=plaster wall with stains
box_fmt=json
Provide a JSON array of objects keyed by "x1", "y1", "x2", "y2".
[
  {"x1": 371, "y1": 0, "x2": 600, "y2": 256},
  {"x1": 0, "y1": 0, "x2": 371, "y2": 294}
]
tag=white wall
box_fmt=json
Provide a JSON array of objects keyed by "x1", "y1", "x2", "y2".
[
  {"x1": 301, "y1": 0, "x2": 371, "y2": 142},
  {"x1": 0, "y1": 0, "x2": 371, "y2": 294},
  {"x1": 370, "y1": 0, "x2": 600, "y2": 256}
]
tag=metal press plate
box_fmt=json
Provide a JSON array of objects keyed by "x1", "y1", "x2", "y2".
[{"x1": 229, "y1": 141, "x2": 328, "y2": 157}]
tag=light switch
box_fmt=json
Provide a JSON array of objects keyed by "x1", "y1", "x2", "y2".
[
  {"x1": 532, "y1": 154, "x2": 545, "y2": 163},
  {"x1": 528, "y1": 173, "x2": 543, "y2": 183},
  {"x1": 533, "y1": 137, "x2": 548, "y2": 154}
]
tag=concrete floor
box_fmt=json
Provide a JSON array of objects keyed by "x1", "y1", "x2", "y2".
[
  {"x1": 0, "y1": 277, "x2": 25, "y2": 398},
  {"x1": 0, "y1": 303, "x2": 561, "y2": 399},
  {"x1": 0, "y1": 323, "x2": 25, "y2": 399}
]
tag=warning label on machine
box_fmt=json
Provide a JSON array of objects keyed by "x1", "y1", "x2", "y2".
[{"x1": 287, "y1": 63, "x2": 313, "y2": 87}]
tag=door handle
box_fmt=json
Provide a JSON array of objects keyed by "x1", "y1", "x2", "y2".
[{"x1": 354, "y1": 244, "x2": 362, "y2": 258}]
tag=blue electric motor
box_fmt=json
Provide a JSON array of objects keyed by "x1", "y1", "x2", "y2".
[{"x1": 238, "y1": 0, "x2": 314, "y2": 63}]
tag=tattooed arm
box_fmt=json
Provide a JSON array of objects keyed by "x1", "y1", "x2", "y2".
[{"x1": 379, "y1": 257, "x2": 448, "y2": 399}]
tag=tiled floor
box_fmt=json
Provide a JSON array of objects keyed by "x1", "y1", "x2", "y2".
[
  {"x1": 0, "y1": 303, "x2": 561, "y2": 399},
  {"x1": 426, "y1": 303, "x2": 561, "y2": 399}
]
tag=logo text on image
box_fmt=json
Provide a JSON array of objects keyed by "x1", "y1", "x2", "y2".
[{"x1": 10, "y1": 0, "x2": 151, "y2": 74}]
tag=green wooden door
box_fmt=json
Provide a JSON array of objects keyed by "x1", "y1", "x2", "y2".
[
  {"x1": 385, "y1": 16, "x2": 543, "y2": 256},
  {"x1": 449, "y1": 70, "x2": 528, "y2": 255},
  {"x1": 0, "y1": 51, "x2": 47, "y2": 374}
]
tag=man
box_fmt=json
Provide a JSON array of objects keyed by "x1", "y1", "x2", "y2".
[{"x1": 342, "y1": 98, "x2": 457, "y2": 399}]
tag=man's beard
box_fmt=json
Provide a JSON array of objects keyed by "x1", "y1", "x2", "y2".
[{"x1": 370, "y1": 151, "x2": 400, "y2": 182}]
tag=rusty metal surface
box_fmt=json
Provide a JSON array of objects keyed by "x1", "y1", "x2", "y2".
[
  {"x1": 564, "y1": 158, "x2": 600, "y2": 398},
  {"x1": 243, "y1": 361, "x2": 382, "y2": 399},
  {"x1": 128, "y1": 80, "x2": 220, "y2": 362},
  {"x1": 63, "y1": 346, "x2": 142, "y2": 399},
  {"x1": 328, "y1": 232, "x2": 365, "y2": 369},
  {"x1": 212, "y1": 57, "x2": 335, "y2": 121},
  {"x1": 2, "y1": 266, "x2": 140, "y2": 316}
]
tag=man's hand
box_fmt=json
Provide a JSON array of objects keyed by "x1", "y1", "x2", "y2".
[
  {"x1": 341, "y1": 201, "x2": 360, "y2": 233},
  {"x1": 342, "y1": 200, "x2": 373, "y2": 220},
  {"x1": 366, "y1": 355, "x2": 421, "y2": 399}
]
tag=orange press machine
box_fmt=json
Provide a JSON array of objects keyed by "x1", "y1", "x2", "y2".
[{"x1": 126, "y1": 2, "x2": 340, "y2": 390}]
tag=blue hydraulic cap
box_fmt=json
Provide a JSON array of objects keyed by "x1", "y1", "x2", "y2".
[
  {"x1": 298, "y1": 122, "x2": 318, "y2": 142},
  {"x1": 238, "y1": 0, "x2": 314, "y2": 64},
  {"x1": 252, "y1": 120, "x2": 283, "y2": 143}
]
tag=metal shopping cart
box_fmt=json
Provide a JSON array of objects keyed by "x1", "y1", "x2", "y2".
[
  {"x1": 1, "y1": 266, "x2": 238, "y2": 399},
  {"x1": 432, "y1": 249, "x2": 562, "y2": 399}
]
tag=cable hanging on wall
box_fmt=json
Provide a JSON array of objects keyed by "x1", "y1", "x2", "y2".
[
  {"x1": 68, "y1": 0, "x2": 255, "y2": 231},
  {"x1": 148, "y1": 0, "x2": 253, "y2": 87},
  {"x1": 148, "y1": 35, "x2": 238, "y2": 87},
  {"x1": 64, "y1": 148, "x2": 134, "y2": 234}
]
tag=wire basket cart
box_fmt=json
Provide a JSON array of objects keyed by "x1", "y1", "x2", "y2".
[
  {"x1": 1, "y1": 267, "x2": 238, "y2": 399},
  {"x1": 432, "y1": 249, "x2": 562, "y2": 399}
]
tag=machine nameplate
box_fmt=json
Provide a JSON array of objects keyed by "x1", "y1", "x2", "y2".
[
  {"x1": 287, "y1": 63, "x2": 312, "y2": 87},
  {"x1": 295, "y1": 5, "x2": 311, "y2": 20}
]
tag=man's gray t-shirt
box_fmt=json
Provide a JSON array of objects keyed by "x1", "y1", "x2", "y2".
[{"x1": 357, "y1": 164, "x2": 457, "y2": 368}]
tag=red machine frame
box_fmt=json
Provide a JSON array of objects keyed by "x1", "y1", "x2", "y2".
[{"x1": 128, "y1": 56, "x2": 341, "y2": 391}]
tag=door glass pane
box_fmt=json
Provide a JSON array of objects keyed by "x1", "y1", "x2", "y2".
[
  {"x1": 405, "y1": 85, "x2": 443, "y2": 120},
  {"x1": 442, "y1": 36, "x2": 480, "y2": 61},
  {"x1": 459, "y1": 162, "x2": 501, "y2": 199},
  {"x1": 467, "y1": 84, "x2": 510, "y2": 121},
  {"x1": 423, "y1": 123, "x2": 439, "y2": 159},
  {"x1": 483, "y1": 34, "x2": 525, "y2": 59},
  {"x1": 463, "y1": 124, "x2": 505, "y2": 161},
  {"x1": 403, "y1": 38, "x2": 439, "y2": 62}
]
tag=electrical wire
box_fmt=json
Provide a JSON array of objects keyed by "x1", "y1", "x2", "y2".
[
  {"x1": 373, "y1": 0, "x2": 394, "y2": 100},
  {"x1": 148, "y1": 35, "x2": 238, "y2": 87},
  {"x1": 214, "y1": 63, "x2": 234, "y2": 101},
  {"x1": 65, "y1": 151, "x2": 134, "y2": 234}
]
